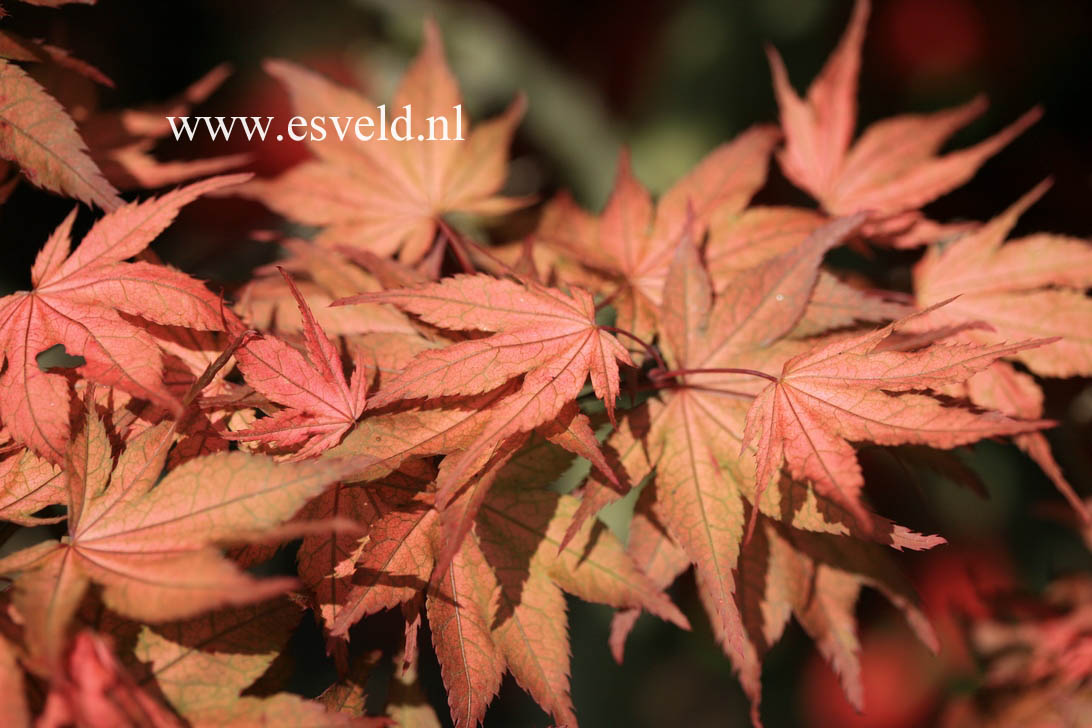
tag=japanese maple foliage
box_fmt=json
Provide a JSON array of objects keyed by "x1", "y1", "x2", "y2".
[{"x1": 0, "y1": 1, "x2": 1089, "y2": 727}]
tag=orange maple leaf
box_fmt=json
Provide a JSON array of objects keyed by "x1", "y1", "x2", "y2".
[
  {"x1": 766, "y1": 0, "x2": 1039, "y2": 245},
  {"x1": 327, "y1": 439, "x2": 687, "y2": 728},
  {"x1": 743, "y1": 307, "x2": 1052, "y2": 532},
  {"x1": 229, "y1": 269, "x2": 368, "y2": 459},
  {"x1": 243, "y1": 20, "x2": 526, "y2": 263},
  {"x1": 0, "y1": 399, "x2": 362, "y2": 666},
  {"x1": 913, "y1": 180, "x2": 1092, "y2": 520},
  {"x1": 0, "y1": 174, "x2": 249, "y2": 463},
  {"x1": 536, "y1": 127, "x2": 779, "y2": 342},
  {"x1": 336, "y1": 274, "x2": 630, "y2": 512}
]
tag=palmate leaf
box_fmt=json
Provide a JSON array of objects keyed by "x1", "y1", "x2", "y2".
[
  {"x1": 942, "y1": 574, "x2": 1092, "y2": 727},
  {"x1": 338, "y1": 274, "x2": 629, "y2": 419},
  {"x1": 293, "y1": 464, "x2": 436, "y2": 640},
  {"x1": 535, "y1": 126, "x2": 779, "y2": 342},
  {"x1": 0, "y1": 397, "x2": 364, "y2": 667},
  {"x1": 766, "y1": 0, "x2": 1039, "y2": 246},
  {"x1": 705, "y1": 206, "x2": 913, "y2": 336},
  {"x1": 308, "y1": 402, "x2": 606, "y2": 641},
  {"x1": 229, "y1": 269, "x2": 368, "y2": 458},
  {"x1": 237, "y1": 241, "x2": 421, "y2": 340},
  {"x1": 128, "y1": 599, "x2": 302, "y2": 717},
  {"x1": 571, "y1": 213, "x2": 939, "y2": 662},
  {"x1": 569, "y1": 215, "x2": 1046, "y2": 726},
  {"x1": 0, "y1": 174, "x2": 249, "y2": 463},
  {"x1": 242, "y1": 19, "x2": 526, "y2": 263},
  {"x1": 327, "y1": 438, "x2": 687, "y2": 727},
  {"x1": 0, "y1": 4, "x2": 1089, "y2": 727},
  {"x1": 742, "y1": 307, "x2": 1051, "y2": 531},
  {"x1": 911, "y1": 185, "x2": 1092, "y2": 519},
  {"x1": 335, "y1": 273, "x2": 630, "y2": 522},
  {"x1": 121, "y1": 599, "x2": 381, "y2": 726},
  {"x1": 622, "y1": 214, "x2": 873, "y2": 654},
  {"x1": 31, "y1": 610, "x2": 378, "y2": 728},
  {"x1": 914, "y1": 181, "x2": 1092, "y2": 378},
  {"x1": 441, "y1": 488, "x2": 687, "y2": 728}
]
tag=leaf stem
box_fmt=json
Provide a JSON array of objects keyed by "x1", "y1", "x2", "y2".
[
  {"x1": 651, "y1": 367, "x2": 779, "y2": 383},
  {"x1": 437, "y1": 217, "x2": 517, "y2": 278},
  {"x1": 599, "y1": 325, "x2": 667, "y2": 372},
  {"x1": 436, "y1": 222, "x2": 476, "y2": 275},
  {"x1": 594, "y1": 285, "x2": 623, "y2": 312}
]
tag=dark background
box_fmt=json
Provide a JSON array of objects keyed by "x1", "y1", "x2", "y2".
[{"x1": 2, "y1": 1, "x2": 1090, "y2": 726}]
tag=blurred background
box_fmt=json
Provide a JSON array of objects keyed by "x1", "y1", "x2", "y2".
[{"x1": 2, "y1": 1, "x2": 1091, "y2": 725}]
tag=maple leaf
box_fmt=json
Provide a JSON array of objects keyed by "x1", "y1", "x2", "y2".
[
  {"x1": 0, "y1": 174, "x2": 248, "y2": 463},
  {"x1": 742, "y1": 306, "x2": 1052, "y2": 532},
  {"x1": 296, "y1": 467, "x2": 434, "y2": 640},
  {"x1": 0, "y1": 399, "x2": 362, "y2": 666},
  {"x1": 727, "y1": 520, "x2": 937, "y2": 722},
  {"x1": 0, "y1": 28, "x2": 112, "y2": 88},
  {"x1": 320, "y1": 396, "x2": 618, "y2": 603},
  {"x1": 536, "y1": 126, "x2": 778, "y2": 342},
  {"x1": 570, "y1": 217, "x2": 943, "y2": 680},
  {"x1": 38, "y1": 598, "x2": 382, "y2": 728},
  {"x1": 318, "y1": 650, "x2": 383, "y2": 718},
  {"x1": 241, "y1": 20, "x2": 526, "y2": 263},
  {"x1": 0, "y1": 6, "x2": 1089, "y2": 726},
  {"x1": 120, "y1": 598, "x2": 378, "y2": 726},
  {"x1": 906, "y1": 181, "x2": 1092, "y2": 519},
  {"x1": 229, "y1": 269, "x2": 368, "y2": 458},
  {"x1": 315, "y1": 487, "x2": 432, "y2": 636},
  {"x1": 705, "y1": 205, "x2": 912, "y2": 336},
  {"x1": 705, "y1": 206, "x2": 826, "y2": 279},
  {"x1": 324, "y1": 385, "x2": 517, "y2": 484},
  {"x1": 335, "y1": 273, "x2": 631, "y2": 505},
  {"x1": 148, "y1": 322, "x2": 243, "y2": 403},
  {"x1": 314, "y1": 642, "x2": 440, "y2": 725},
  {"x1": 309, "y1": 397, "x2": 613, "y2": 619},
  {"x1": 0, "y1": 58, "x2": 121, "y2": 210},
  {"x1": 766, "y1": 0, "x2": 1039, "y2": 245},
  {"x1": 326, "y1": 438, "x2": 686, "y2": 727},
  {"x1": 236, "y1": 241, "x2": 420, "y2": 340},
  {"x1": 914, "y1": 181, "x2": 1092, "y2": 377},
  {"x1": 437, "y1": 481, "x2": 687, "y2": 728},
  {"x1": 610, "y1": 213, "x2": 874, "y2": 653},
  {"x1": 961, "y1": 361, "x2": 1088, "y2": 520}
]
